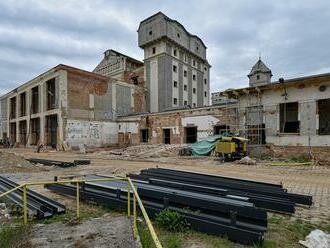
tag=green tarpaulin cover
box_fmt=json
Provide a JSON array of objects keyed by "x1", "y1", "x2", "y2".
[{"x1": 191, "y1": 135, "x2": 222, "y2": 156}]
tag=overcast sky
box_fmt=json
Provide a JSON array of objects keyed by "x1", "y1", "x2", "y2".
[{"x1": 0, "y1": 0, "x2": 330, "y2": 95}]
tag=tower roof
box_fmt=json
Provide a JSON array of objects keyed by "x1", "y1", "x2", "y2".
[{"x1": 248, "y1": 59, "x2": 272, "y2": 77}]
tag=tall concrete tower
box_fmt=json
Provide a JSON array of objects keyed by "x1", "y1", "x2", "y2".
[
  {"x1": 138, "y1": 12, "x2": 211, "y2": 112},
  {"x1": 248, "y1": 58, "x2": 272, "y2": 87}
]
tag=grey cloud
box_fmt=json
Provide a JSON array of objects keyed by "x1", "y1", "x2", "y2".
[{"x1": 0, "y1": 0, "x2": 329, "y2": 95}]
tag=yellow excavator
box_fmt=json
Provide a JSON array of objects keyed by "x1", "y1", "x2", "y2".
[{"x1": 215, "y1": 136, "x2": 248, "y2": 161}]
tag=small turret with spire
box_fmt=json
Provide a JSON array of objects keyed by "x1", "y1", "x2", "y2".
[{"x1": 248, "y1": 55, "x2": 272, "y2": 87}]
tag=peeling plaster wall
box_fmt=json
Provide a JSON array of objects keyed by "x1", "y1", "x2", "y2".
[{"x1": 65, "y1": 119, "x2": 118, "y2": 147}]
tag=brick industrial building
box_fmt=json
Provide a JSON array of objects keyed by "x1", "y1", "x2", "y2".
[{"x1": 0, "y1": 12, "x2": 329, "y2": 161}]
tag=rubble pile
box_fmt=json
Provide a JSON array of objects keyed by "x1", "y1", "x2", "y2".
[
  {"x1": 0, "y1": 203, "x2": 10, "y2": 226},
  {"x1": 97, "y1": 144, "x2": 185, "y2": 160},
  {"x1": 0, "y1": 151, "x2": 41, "y2": 173}
]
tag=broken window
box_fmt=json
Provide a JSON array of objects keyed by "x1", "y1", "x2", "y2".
[
  {"x1": 45, "y1": 114, "x2": 58, "y2": 148},
  {"x1": 46, "y1": 78, "x2": 56, "y2": 110},
  {"x1": 20, "y1": 92, "x2": 26, "y2": 117},
  {"x1": 184, "y1": 85, "x2": 187, "y2": 91},
  {"x1": 193, "y1": 74, "x2": 196, "y2": 81},
  {"x1": 140, "y1": 129, "x2": 149, "y2": 143},
  {"x1": 10, "y1": 123, "x2": 16, "y2": 145},
  {"x1": 152, "y1": 47, "x2": 156, "y2": 54},
  {"x1": 30, "y1": 117, "x2": 40, "y2": 145},
  {"x1": 173, "y1": 98, "x2": 178, "y2": 105},
  {"x1": 280, "y1": 102, "x2": 300, "y2": 133},
  {"x1": 31, "y1": 86, "x2": 39, "y2": 114},
  {"x1": 173, "y1": 49, "x2": 177, "y2": 57},
  {"x1": 318, "y1": 98, "x2": 330, "y2": 135},
  {"x1": 173, "y1": 81, "x2": 178, "y2": 88},
  {"x1": 173, "y1": 65, "x2": 177, "y2": 73},
  {"x1": 10, "y1": 97, "x2": 16, "y2": 119},
  {"x1": 185, "y1": 126, "x2": 197, "y2": 143},
  {"x1": 19, "y1": 120, "x2": 27, "y2": 146},
  {"x1": 184, "y1": 100, "x2": 187, "y2": 105},
  {"x1": 184, "y1": 70, "x2": 187, "y2": 77},
  {"x1": 193, "y1": 88, "x2": 196, "y2": 94},
  {"x1": 204, "y1": 79, "x2": 207, "y2": 84},
  {"x1": 204, "y1": 91, "x2": 207, "y2": 97}
]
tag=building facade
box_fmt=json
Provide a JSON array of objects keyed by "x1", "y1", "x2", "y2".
[{"x1": 138, "y1": 12, "x2": 210, "y2": 112}]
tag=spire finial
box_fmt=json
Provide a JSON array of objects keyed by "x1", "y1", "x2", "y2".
[{"x1": 258, "y1": 51, "x2": 261, "y2": 60}]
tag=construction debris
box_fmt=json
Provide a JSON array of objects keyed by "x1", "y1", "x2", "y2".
[
  {"x1": 0, "y1": 176, "x2": 66, "y2": 219},
  {"x1": 45, "y1": 168, "x2": 313, "y2": 245},
  {"x1": 0, "y1": 203, "x2": 10, "y2": 225},
  {"x1": 236, "y1": 156, "x2": 257, "y2": 165},
  {"x1": 299, "y1": 229, "x2": 330, "y2": 248}
]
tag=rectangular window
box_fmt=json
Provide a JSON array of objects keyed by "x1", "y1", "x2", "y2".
[
  {"x1": 193, "y1": 75, "x2": 196, "y2": 81},
  {"x1": 46, "y1": 78, "x2": 56, "y2": 110},
  {"x1": 184, "y1": 85, "x2": 187, "y2": 91},
  {"x1": 184, "y1": 100, "x2": 187, "y2": 105},
  {"x1": 173, "y1": 81, "x2": 178, "y2": 88},
  {"x1": 173, "y1": 49, "x2": 177, "y2": 57},
  {"x1": 31, "y1": 86, "x2": 39, "y2": 114},
  {"x1": 204, "y1": 78, "x2": 207, "y2": 84},
  {"x1": 193, "y1": 103, "x2": 196, "y2": 107},
  {"x1": 193, "y1": 88, "x2": 196, "y2": 94},
  {"x1": 173, "y1": 98, "x2": 178, "y2": 105},
  {"x1": 204, "y1": 91, "x2": 207, "y2": 97},
  {"x1": 10, "y1": 97, "x2": 16, "y2": 119},
  {"x1": 279, "y1": 102, "x2": 299, "y2": 133},
  {"x1": 140, "y1": 129, "x2": 149, "y2": 143},
  {"x1": 173, "y1": 65, "x2": 177, "y2": 72},
  {"x1": 318, "y1": 98, "x2": 330, "y2": 135},
  {"x1": 193, "y1": 60, "x2": 196, "y2": 66},
  {"x1": 152, "y1": 47, "x2": 156, "y2": 54},
  {"x1": 20, "y1": 92, "x2": 26, "y2": 117},
  {"x1": 184, "y1": 70, "x2": 187, "y2": 77}
]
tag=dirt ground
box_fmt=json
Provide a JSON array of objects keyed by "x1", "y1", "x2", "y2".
[
  {"x1": 1, "y1": 147, "x2": 330, "y2": 247},
  {"x1": 30, "y1": 215, "x2": 139, "y2": 248}
]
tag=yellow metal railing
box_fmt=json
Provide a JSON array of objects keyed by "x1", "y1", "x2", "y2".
[{"x1": 0, "y1": 177, "x2": 163, "y2": 248}]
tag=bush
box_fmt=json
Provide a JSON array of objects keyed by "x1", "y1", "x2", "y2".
[{"x1": 155, "y1": 209, "x2": 189, "y2": 232}]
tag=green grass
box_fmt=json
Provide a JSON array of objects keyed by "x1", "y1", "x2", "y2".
[
  {"x1": 0, "y1": 224, "x2": 30, "y2": 248},
  {"x1": 138, "y1": 214, "x2": 330, "y2": 248}
]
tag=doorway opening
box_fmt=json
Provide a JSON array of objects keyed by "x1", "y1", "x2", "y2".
[
  {"x1": 185, "y1": 126, "x2": 197, "y2": 143},
  {"x1": 163, "y1": 129, "x2": 171, "y2": 144},
  {"x1": 9, "y1": 123, "x2": 16, "y2": 145},
  {"x1": 30, "y1": 118, "x2": 40, "y2": 145},
  {"x1": 19, "y1": 120, "x2": 27, "y2": 146},
  {"x1": 140, "y1": 129, "x2": 149, "y2": 143}
]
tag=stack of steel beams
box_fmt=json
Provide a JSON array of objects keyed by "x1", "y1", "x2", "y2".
[
  {"x1": 26, "y1": 158, "x2": 91, "y2": 167},
  {"x1": 0, "y1": 176, "x2": 66, "y2": 219}
]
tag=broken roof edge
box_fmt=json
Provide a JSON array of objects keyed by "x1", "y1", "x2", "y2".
[
  {"x1": 0, "y1": 64, "x2": 108, "y2": 99},
  {"x1": 137, "y1": 11, "x2": 207, "y2": 49},
  {"x1": 104, "y1": 49, "x2": 144, "y2": 65},
  {"x1": 220, "y1": 71, "x2": 330, "y2": 98}
]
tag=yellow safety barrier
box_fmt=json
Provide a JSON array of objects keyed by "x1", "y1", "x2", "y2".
[{"x1": 0, "y1": 177, "x2": 163, "y2": 248}]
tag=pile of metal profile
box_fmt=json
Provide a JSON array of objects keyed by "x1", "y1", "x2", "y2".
[
  {"x1": 128, "y1": 168, "x2": 312, "y2": 212},
  {"x1": 0, "y1": 176, "x2": 66, "y2": 219},
  {"x1": 45, "y1": 175, "x2": 267, "y2": 244},
  {"x1": 26, "y1": 158, "x2": 91, "y2": 167}
]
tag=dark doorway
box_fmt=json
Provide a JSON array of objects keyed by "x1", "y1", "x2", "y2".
[
  {"x1": 140, "y1": 129, "x2": 149, "y2": 143},
  {"x1": 185, "y1": 126, "x2": 197, "y2": 143},
  {"x1": 45, "y1": 115, "x2": 58, "y2": 148},
  {"x1": 213, "y1": 125, "x2": 230, "y2": 135},
  {"x1": 318, "y1": 99, "x2": 330, "y2": 135},
  {"x1": 19, "y1": 121, "x2": 27, "y2": 146},
  {"x1": 9, "y1": 123, "x2": 16, "y2": 145},
  {"x1": 30, "y1": 118, "x2": 40, "y2": 145},
  {"x1": 163, "y1": 129, "x2": 171, "y2": 144}
]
